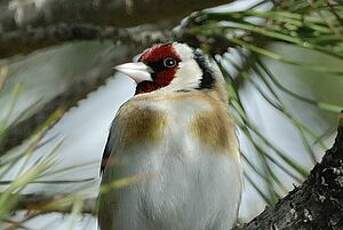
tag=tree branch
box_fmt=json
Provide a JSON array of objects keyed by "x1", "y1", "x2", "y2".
[
  {"x1": 0, "y1": 43, "x2": 134, "y2": 155},
  {"x1": 0, "y1": 0, "x2": 228, "y2": 32},
  {"x1": 8, "y1": 193, "x2": 96, "y2": 215},
  {"x1": 0, "y1": 24, "x2": 118, "y2": 59},
  {"x1": 0, "y1": 24, "x2": 181, "y2": 155},
  {"x1": 0, "y1": 0, "x2": 230, "y2": 59},
  {"x1": 0, "y1": 21, "x2": 225, "y2": 155},
  {"x1": 0, "y1": 24, "x2": 174, "y2": 59},
  {"x1": 234, "y1": 114, "x2": 343, "y2": 230}
]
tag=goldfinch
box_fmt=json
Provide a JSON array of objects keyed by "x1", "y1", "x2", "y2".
[{"x1": 98, "y1": 42, "x2": 242, "y2": 230}]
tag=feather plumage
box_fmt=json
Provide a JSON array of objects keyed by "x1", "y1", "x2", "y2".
[{"x1": 98, "y1": 43, "x2": 242, "y2": 230}]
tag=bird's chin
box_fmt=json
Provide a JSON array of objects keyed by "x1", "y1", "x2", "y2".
[{"x1": 135, "y1": 81, "x2": 158, "y2": 95}]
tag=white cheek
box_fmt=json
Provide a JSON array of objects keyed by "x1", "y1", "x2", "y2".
[
  {"x1": 173, "y1": 43, "x2": 194, "y2": 60},
  {"x1": 170, "y1": 60, "x2": 202, "y2": 89}
]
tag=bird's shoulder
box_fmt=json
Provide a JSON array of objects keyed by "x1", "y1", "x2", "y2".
[
  {"x1": 101, "y1": 91, "x2": 238, "y2": 172},
  {"x1": 116, "y1": 90, "x2": 234, "y2": 133},
  {"x1": 130, "y1": 91, "x2": 238, "y2": 157}
]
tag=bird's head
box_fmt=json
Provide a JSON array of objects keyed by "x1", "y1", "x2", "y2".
[{"x1": 115, "y1": 42, "x2": 226, "y2": 100}]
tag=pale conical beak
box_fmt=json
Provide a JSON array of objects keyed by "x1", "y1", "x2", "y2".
[{"x1": 114, "y1": 62, "x2": 153, "y2": 83}]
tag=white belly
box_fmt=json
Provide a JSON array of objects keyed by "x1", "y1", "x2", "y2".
[
  {"x1": 100, "y1": 143, "x2": 241, "y2": 230},
  {"x1": 99, "y1": 97, "x2": 241, "y2": 230}
]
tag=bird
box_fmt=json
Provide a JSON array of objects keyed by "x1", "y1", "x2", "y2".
[{"x1": 98, "y1": 42, "x2": 242, "y2": 230}]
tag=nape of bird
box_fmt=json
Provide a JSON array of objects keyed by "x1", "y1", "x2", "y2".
[{"x1": 98, "y1": 42, "x2": 242, "y2": 230}]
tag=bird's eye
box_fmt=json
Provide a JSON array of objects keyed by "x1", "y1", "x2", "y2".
[{"x1": 163, "y1": 57, "x2": 177, "y2": 68}]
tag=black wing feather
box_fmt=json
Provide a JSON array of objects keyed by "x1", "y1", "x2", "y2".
[
  {"x1": 100, "y1": 129, "x2": 114, "y2": 174},
  {"x1": 100, "y1": 113, "x2": 121, "y2": 174}
]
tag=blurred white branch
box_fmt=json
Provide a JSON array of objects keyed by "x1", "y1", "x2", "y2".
[
  {"x1": 0, "y1": 0, "x2": 230, "y2": 58},
  {"x1": 0, "y1": 0, "x2": 229, "y2": 33},
  {"x1": 0, "y1": 17, "x2": 232, "y2": 154},
  {"x1": 0, "y1": 44, "x2": 133, "y2": 155},
  {"x1": 0, "y1": 24, "x2": 173, "y2": 59}
]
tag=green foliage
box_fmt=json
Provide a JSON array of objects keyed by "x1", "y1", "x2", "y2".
[
  {"x1": 0, "y1": 85, "x2": 96, "y2": 227},
  {"x1": 0, "y1": 0, "x2": 342, "y2": 226},
  {"x1": 184, "y1": 0, "x2": 343, "y2": 204}
]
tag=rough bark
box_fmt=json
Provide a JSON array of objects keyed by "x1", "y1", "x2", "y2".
[
  {"x1": 1, "y1": 0, "x2": 341, "y2": 228},
  {"x1": 233, "y1": 115, "x2": 343, "y2": 230}
]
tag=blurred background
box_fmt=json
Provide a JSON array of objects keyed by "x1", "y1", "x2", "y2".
[{"x1": 0, "y1": 0, "x2": 342, "y2": 229}]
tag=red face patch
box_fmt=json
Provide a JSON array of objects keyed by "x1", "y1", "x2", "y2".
[
  {"x1": 135, "y1": 44, "x2": 181, "y2": 95},
  {"x1": 139, "y1": 43, "x2": 179, "y2": 63}
]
